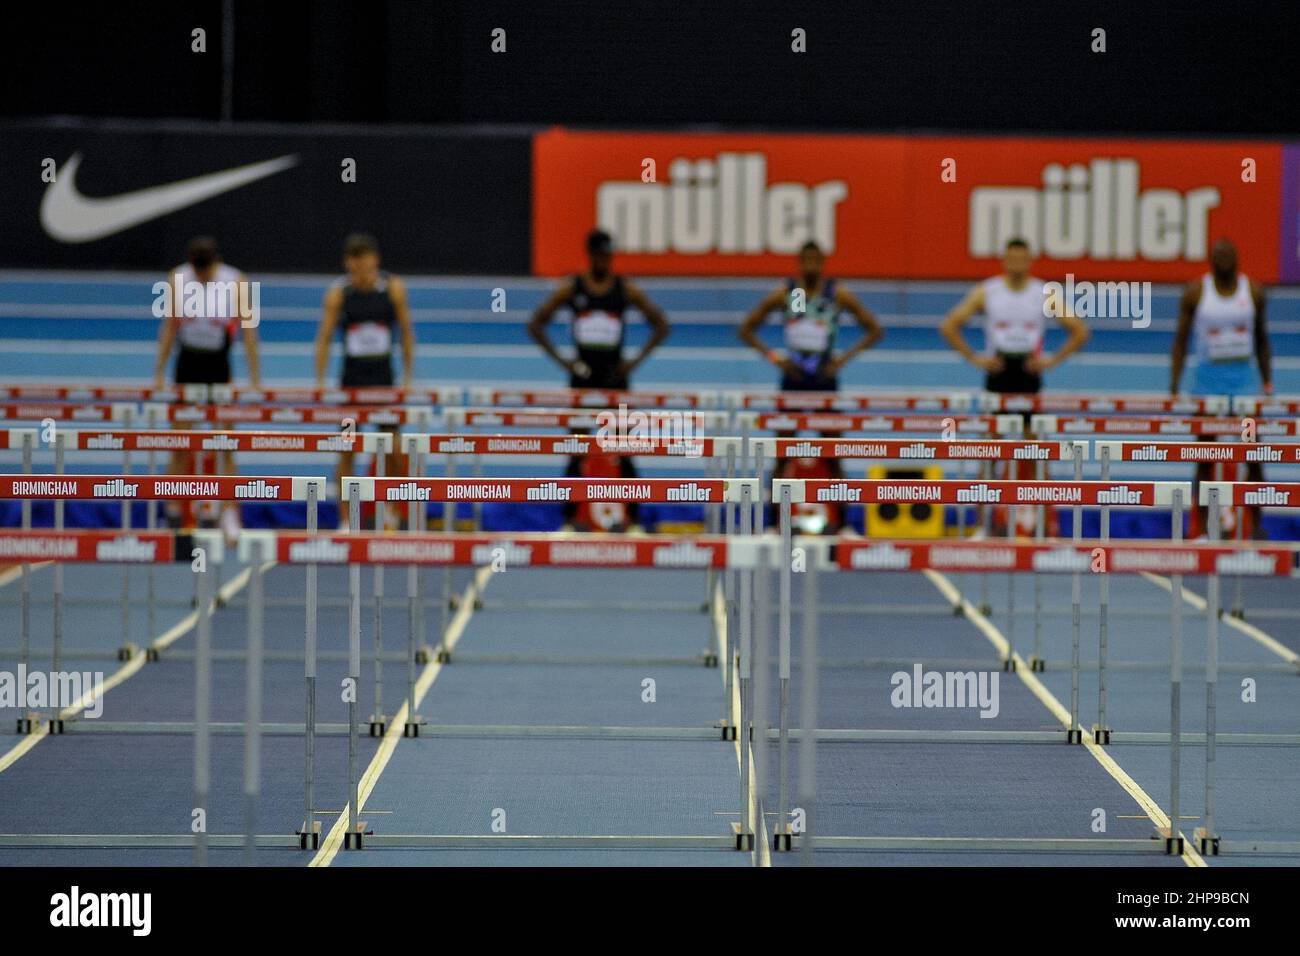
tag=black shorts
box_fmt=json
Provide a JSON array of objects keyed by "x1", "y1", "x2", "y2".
[
  {"x1": 342, "y1": 356, "x2": 395, "y2": 388},
  {"x1": 984, "y1": 354, "x2": 1041, "y2": 394},
  {"x1": 174, "y1": 348, "x2": 231, "y2": 386},
  {"x1": 781, "y1": 353, "x2": 837, "y2": 392},
  {"x1": 571, "y1": 356, "x2": 628, "y2": 391}
]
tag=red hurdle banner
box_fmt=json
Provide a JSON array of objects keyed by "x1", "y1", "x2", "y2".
[
  {"x1": 834, "y1": 539, "x2": 1296, "y2": 576},
  {"x1": 750, "y1": 413, "x2": 1023, "y2": 435},
  {"x1": 213, "y1": 385, "x2": 461, "y2": 406},
  {"x1": 1033, "y1": 415, "x2": 1300, "y2": 437},
  {"x1": 0, "y1": 474, "x2": 326, "y2": 501},
  {"x1": 0, "y1": 403, "x2": 134, "y2": 423},
  {"x1": 63, "y1": 429, "x2": 393, "y2": 454},
  {"x1": 984, "y1": 393, "x2": 1228, "y2": 415},
  {"x1": 144, "y1": 404, "x2": 434, "y2": 427},
  {"x1": 773, "y1": 478, "x2": 1191, "y2": 506},
  {"x1": 1096, "y1": 441, "x2": 1300, "y2": 464},
  {"x1": 444, "y1": 407, "x2": 729, "y2": 431},
  {"x1": 341, "y1": 476, "x2": 758, "y2": 503},
  {"x1": 402, "y1": 433, "x2": 722, "y2": 457},
  {"x1": 727, "y1": 391, "x2": 974, "y2": 412},
  {"x1": 0, "y1": 385, "x2": 199, "y2": 403},
  {"x1": 1200, "y1": 482, "x2": 1300, "y2": 508},
  {"x1": 468, "y1": 387, "x2": 715, "y2": 409},
  {"x1": 240, "y1": 530, "x2": 731, "y2": 569},
  {"x1": 1233, "y1": 396, "x2": 1300, "y2": 417},
  {"x1": 0, "y1": 529, "x2": 178, "y2": 563},
  {"x1": 762, "y1": 437, "x2": 1085, "y2": 461}
]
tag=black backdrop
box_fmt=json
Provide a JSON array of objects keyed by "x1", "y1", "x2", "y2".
[{"x1": 4, "y1": 0, "x2": 1300, "y2": 135}]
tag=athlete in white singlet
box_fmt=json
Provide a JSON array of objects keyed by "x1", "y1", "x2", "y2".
[{"x1": 941, "y1": 237, "x2": 1088, "y2": 395}]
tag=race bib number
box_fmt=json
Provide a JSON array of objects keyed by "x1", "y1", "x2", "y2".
[
  {"x1": 989, "y1": 319, "x2": 1042, "y2": 355},
  {"x1": 346, "y1": 321, "x2": 392, "y2": 358},
  {"x1": 573, "y1": 311, "x2": 622, "y2": 348},
  {"x1": 178, "y1": 318, "x2": 228, "y2": 352},
  {"x1": 785, "y1": 317, "x2": 831, "y2": 354},
  {"x1": 1204, "y1": 321, "x2": 1252, "y2": 361}
]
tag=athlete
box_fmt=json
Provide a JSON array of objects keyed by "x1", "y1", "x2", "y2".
[
  {"x1": 1171, "y1": 238, "x2": 1273, "y2": 538},
  {"x1": 315, "y1": 234, "x2": 415, "y2": 527},
  {"x1": 739, "y1": 242, "x2": 882, "y2": 532},
  {"x1": 941, "y1": 238, "x2": 1089, "y2": 395},
  {"x1": 942, "y1": 238, "x2": 1088, "y2": 536},
  {"x1": 528, "y1": 229, "x2": 670, "y2": 390},
  {"x1": 152, "y1": 236, "x2": 262, "y2": 538},
  {"x1": 530, "y1": 230, "x2": 669, "y2": 533},
  {"x1": 739, "y1": 241, "x2": 883, "y2": 392}
]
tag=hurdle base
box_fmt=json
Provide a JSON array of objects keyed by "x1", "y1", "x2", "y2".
[
  {"x1": 731, "y1": 823, "x2": 753, "y2": 852},
  {"x1": 367, "y1": 715, "x2": 387, "y2": 737},
  {"x1": 979, "y1": 603, "x2": 992, "y2": 616},
  {"x1": 1027, "y1": 656, "x2": 1046, "y2": 673},
  {"x1": 117, "y1": 642, "x2": 139, "y2": 662},
  {"x1": 701, "y1": 651, "x2": 719, "y2": 668},
  {"x1": 1155, "y1": 827, "x2": 1184, "y2": 855},
  {"x1": 403, "y1": 716, "x2": 425, "y2": 738},
  {"x1": 951, "y1": 603, "x2": 964, "y2": 617},
  {"x1": 415, "y1": 645, "x2": 436, "y2": 665},
  {"x1": 1066, "y1": 728, "x2": 1083, "y2": 744},
  {"x1": 145, "y1": 647, "x2": 161, "y2": 662},
  {"x1": 47, "y1": 718, "x2": 66, "y2": 735},
  {"x1": 1092, "y1": 725, "x2": 1112, "y2": 745},
  {"x1": 342, "y1": 823, "x2": 372, "y2": 850},
  {"x1": 1002, "y1": 657, "x2": 1016, "y2": 673},
  {"x1": 717, "y1": 720, "x2": 737, "y2": 742},
  {"x1": 773, "y1": 829, "x2": 793, "y2": 852},
  {"x1": 296, "y1": 821, "x2": 321, "y2": 851},
  {"x1": 1229, "y1": 607, "x2": 1245, "y2": 620},
  {"x1": 1194, "y1": 827, "x2": 1220, "y2": 856},
  {"x1": 435, "y1": 646, "x2": 451, "y2": 664},
  {"x1": 17, "y1": 712, "x2": 42, "y2": 734}
]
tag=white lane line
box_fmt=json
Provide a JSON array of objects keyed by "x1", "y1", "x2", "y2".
[
  {"x1": 713, "y1": 584, "x2": 771, "y2": 867},
  {"x1": 309, "y1": 566, "x2": 493, "y2": 867},
  {"x1": 924, "y1": 569, "x2": 1206, "y2": 869},
  {"x1": 0, "y1": 563, "x2": 260, "y2": 775},
  {"x1": 1140, "y1": 572, "x2": 1300, "y2": 670}
]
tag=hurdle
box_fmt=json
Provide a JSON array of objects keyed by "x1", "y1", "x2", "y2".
[
  {"x1": 1196, "y1": 480, "x2": 1300, "y2": 857},
  {"x1": 755, "y1": 530, "x2": 1297, "y2": 858},
  {"x1": 984, "y1": 392, "x2": 1230, "y2": 416},
  {"x1": 469, "y1": 386, "x2": 717, "y2": 409},
  {"x1": 0, "y1": 474, "x2": 324, "y2": 862},
  {"x1": 726, "y1": 390, "x2": 976, "y2": 413},
  {"x1": 319, "y1": 476, "x2": 761, "y2": 850}
]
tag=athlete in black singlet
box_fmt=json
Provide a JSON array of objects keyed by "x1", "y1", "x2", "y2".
[
  {"x1": 528, "y1": 229, "x2": 670, "y2": 390},
  {"x1": 315, "y1": 234, "x2": 415, "y2": 527}
]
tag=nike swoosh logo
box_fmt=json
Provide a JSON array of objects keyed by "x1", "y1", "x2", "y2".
[{"x1": 40, "y1": 153, "x2": 299, "y2": 243}]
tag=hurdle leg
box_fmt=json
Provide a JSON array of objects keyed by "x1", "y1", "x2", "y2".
[
  {"x1": 1029, "y1": 458, "x2": 1045, "y2": 671},
  {"x1": 404, "y1": 448, "x2": 423, "y2": 737},
  {"x1": 120, "y1": 442, "x2": 132, "y2": 658},
  {"x1": 979, "y1": 460, "x2": 991, "y2": 616},
  {"x1": 194, "y1": 546, "x2": 211, "y2": 866},
  {"x1": 753, "y1": 542, "x2": 773, "y2": 855},
  {"x1": 146, "y1": 449, "x2": 157, "y2": 655},
  {"x1": 1165, "y1": 489, "x2": 1185, "y2": 854},
  {"x1": 1068, "y1": 443, "x2": 1083, "y2": 743},
  {"x1": 775, "y1": 486, "x2": 792, "y2": 850},
  {"x1": 300, "y1": 483, "x2": 320, "y2": 850},
  {"x1": 1095, "y1": 445, "x2": 1112, "y2": 744},
  {"x1": 954, "y1": 459, "x2": 967, "y2": 615},
  {"x1": 244, "y1": 544, "x2": 265, "y2": 865},
  {"x1": 735, "y1": 483, "x2": 753, "y2": 851},
  {"x1": 50, "y1": 433, "x2": 66, "y2": 733},
  {"x1": 721, "y1": 446, "x2": 737, "y2": 735},
  {"x1": 1197, "y1": 489, "x2": 1222, "y2": 855},
  {"x1": 18, "y1": 433, "x2": 33, "y2": 733},
  {"x1": 797, "y1": 561, "x2": 818, "y2": 864},
  {"x1": 439, "y1": 456, "x2": 454, "y2": 662},
  {"x1": 345, "y1": 483, "x2": 367, "y2": 849},
  {"x1": 371, "y1": 443, "x2": 386, "y2": 735}
]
